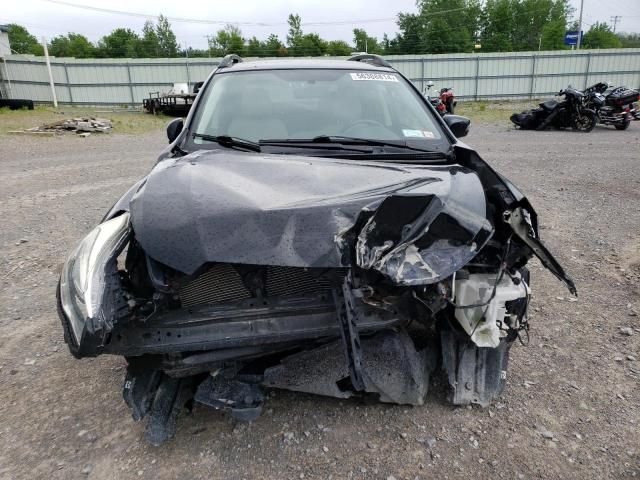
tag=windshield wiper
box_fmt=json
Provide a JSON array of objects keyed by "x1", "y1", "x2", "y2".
[
  {"x1": 261, "y1": 135, "x2": 435, "y2": 153},
  {"x1": 193, "y1": 133, "x2": 261, "y2": 152}
]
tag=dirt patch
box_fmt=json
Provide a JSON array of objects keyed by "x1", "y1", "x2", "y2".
[{"x1": 0, "y1": 123, "x2": 638, "y2": 479}]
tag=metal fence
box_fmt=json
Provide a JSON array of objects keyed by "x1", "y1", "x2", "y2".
[{"x1": 1, "y1": 48, "x2": 639, "y2": 106}]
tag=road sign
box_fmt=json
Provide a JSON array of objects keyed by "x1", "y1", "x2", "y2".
[{"x1": 564, "y1": 31, "x2": 583, "y2": 46}]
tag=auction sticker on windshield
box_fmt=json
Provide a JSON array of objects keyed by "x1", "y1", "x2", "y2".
[
  {"x1": 350, "y1": 72, "x2": 399, "y2": 82},
  {"x1": 403, "y1": 129, "x2": 436, "y2": 138}
]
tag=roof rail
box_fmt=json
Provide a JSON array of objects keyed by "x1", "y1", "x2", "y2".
[
  {"x1": 348, "y1": 54, "x2": 392, "y2": 69},
  {"x1": 218, "y1": 54, "x2": 243, "y2": 69}
]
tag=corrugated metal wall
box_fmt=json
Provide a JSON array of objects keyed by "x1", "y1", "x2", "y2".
[{"x1": 1, "y1": 49, "x2": 639, "y2": 105}]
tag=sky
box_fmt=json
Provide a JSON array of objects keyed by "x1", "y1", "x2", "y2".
[{"x1": 1, "y1": 0, "x2": 639, "y2": 50}]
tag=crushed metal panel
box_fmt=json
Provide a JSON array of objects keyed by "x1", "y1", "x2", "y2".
[
  {"x1": 440, "y1": 330, "x2": 512, "y2": 407},
  {"x1": 353, "y1": 171, "x2": 494, "y2": 285},
  {"x1": 129, "y1": 151, "x2": 490, "y2": 277},
  {"x1": 263, "y1": 329, "x2": 437, "y2": 406},
  {"x1": 505, "y1": 206, "x2": 577, "y2": 295}
]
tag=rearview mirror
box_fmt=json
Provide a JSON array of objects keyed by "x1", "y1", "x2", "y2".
[
  {"x1": 444, "y1": 115, "x2": 470, "y2": 138},
  {"x1": 166, "y1": 118, "x2": 184, "y2": 143}
]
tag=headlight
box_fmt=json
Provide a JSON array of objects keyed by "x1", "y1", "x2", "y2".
[{"x1": 59, "y1": 213, "x2": 131, "y2": 348}]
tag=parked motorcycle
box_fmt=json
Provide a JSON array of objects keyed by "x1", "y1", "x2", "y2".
[
  {"x1": 423, "y1": 81, "x2": 455, "y2": 116},
  {"x1": 439, "y1": 87, "x2": 456, "y2": 114},
  {"x1": 510, "y1": 87, "x2": 597, "y2": 132},
  {"x1": 582, "y1": 82, "x2": 640, "y2": 130}
]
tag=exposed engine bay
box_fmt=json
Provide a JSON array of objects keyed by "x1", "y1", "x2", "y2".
[{"x1": 57, "y1": 146, "x2": 575, "y2": 445}]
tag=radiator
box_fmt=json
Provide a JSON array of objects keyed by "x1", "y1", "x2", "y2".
[{"x1": 179, "y1": 264, "x2": 339, "y2": 308}]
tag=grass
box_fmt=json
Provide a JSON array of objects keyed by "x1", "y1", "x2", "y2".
[
  {"x1": 0, "y1": 105, "x2": 169, "y2": 136},
  {"x1": 456, "y1": 99, "x2": 541, "y2": 125},
  {"x1": 0, "y1": 100, "x2": 545, "y2": 136}
]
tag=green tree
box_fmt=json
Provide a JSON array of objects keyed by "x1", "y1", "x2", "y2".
[
  {"x1": 285, "y1": 14, "x2": 328, "y2": 56},
  {"x1": 511, "y1": 0, "x2": 570, "y2": 51},
  {"x1": 263, "y1": 34, "x2": 287, "y2": 56},
  {"x1": 352, "y1": 28, "x2": 383, "y2": 54},
  {"x1": 184, "y1": 47, "x2": 210, "y2": 58},
  {"x1": 481, "y1": 0, "x2": 514, "y2": 51},
  {"x1": 208, "y1": 25, "x2": 245, "y2": 56},
  {"x1": 390, "y1": 0, "x2": 482, "y2": 54},
  {"x1": 326, "y1": 40, "x2": 353, "y2": 56},
  {"x1": 582, "y1": 22, "x2": 623, "y2": 49},
  {"x1": 138, "y1": 20, "x2": 160, "y2": 57},
  {"x1": 245, "y1": 36, "x2": 263, "y2": 57},
  {"x1": 617, "y1": 32, "x2": 640, "y2": 48},
  {"x1": 49, "y1": 33, "x2": 95, "y2": 58},
  {"x1": 391, "y1": 13, "x2": 424, "y2": 53},
  {"x1": 156, "y1": 14, "x2": 179, "y2": 57},
  {"x1": 539, "y1": 19, "x2": 567, "y2": 50},
  {"x1": 419, "y1": 0, "x2": 476, "y2": 53},
  {"x1": 481, "y1": 0, "x2": 570, "y2": 52},
  {"x1": 381, "y1": 33, "x2": 395, "y2": 53},
  {"x1": 286, "y1": 13, "x2": 304, "y2": 55},
  {"x1": 97, "y1": 28, "x2": 140, "y2": 57},
  {"x1": 298, "y1": 33, "x2": 327, "y2": 56},
  {"x1": 6, "y1": 24, "x2": 44, "y2": 55}
]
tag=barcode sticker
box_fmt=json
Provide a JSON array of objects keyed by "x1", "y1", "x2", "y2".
[{"x1": 350, "y1": 72, "x2": 399, "y2": 82}]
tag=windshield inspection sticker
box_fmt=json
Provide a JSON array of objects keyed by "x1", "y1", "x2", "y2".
[
  {"x1": 350, "y1": 72, "x2": 399, "y2": 82},
  {"x1": 402, "y1": 129, "x2": 436, "y2": 138}
]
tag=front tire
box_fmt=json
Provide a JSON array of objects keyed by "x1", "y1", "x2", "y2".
[
  {"x1": 446, "y1": 99, "x2": 455, "y2": 114},
  {"x1": 572, "y1": 110, "x2": 596, "y2": 132},
  {"x1": 615, "y1": 120, "x2": 631, "y2": 131}
]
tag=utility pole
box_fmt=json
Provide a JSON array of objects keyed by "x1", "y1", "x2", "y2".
[
  {"x1": 184, "y1": 43, "x2": 191, "y2": 92},
  {"x1": 610, "y1": 15, "x2": 621, "y2": 33},
  {"x1": 576, "y1": 0, "x2": 584, "y2": 49},
  {"x1": 42, "y1": 36, "x2": 58, "y2": 108}
]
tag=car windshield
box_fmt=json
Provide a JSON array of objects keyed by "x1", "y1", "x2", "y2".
[{"x1": 189, "y1": 68, "x2": 446, "y2": 148}]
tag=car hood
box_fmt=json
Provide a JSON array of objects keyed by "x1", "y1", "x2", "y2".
[{"x1": 129, "y1": 150, "x2": 493, "y2": 283}]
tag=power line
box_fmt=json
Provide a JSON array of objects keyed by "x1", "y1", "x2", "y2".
[
  {"x1": 38, "y1": 0, "x2": 389, "y2": 26},
  {"x1": 37, "y1": 0, "x2": 468, "y2": 27}
]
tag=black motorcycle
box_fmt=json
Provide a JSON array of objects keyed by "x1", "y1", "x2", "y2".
[
  {"x1": 511, "y1": 87, "x2": 597, "y2": 132},
  {"x1": 582, "y1": 82, "x2": 640, "y2": 131}
]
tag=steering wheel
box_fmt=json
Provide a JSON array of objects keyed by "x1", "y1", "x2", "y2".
[{"x1": 342, "y1": 119, "x2": 387, "y2": 135}]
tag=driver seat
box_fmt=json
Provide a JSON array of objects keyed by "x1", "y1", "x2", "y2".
[{"x1": 540, "y1": 100, "x2": 558, "y2": 111}]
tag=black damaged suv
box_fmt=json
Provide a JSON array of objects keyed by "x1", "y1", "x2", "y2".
[{"x1": 57, "y1": 54, "x2": 575, "y2": 445}]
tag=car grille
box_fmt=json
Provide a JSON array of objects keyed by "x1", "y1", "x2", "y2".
[
  {"x1": 179, "y1": 264, "x2": 340, "y2": 308},
  {"x1": 179, "y1": 264, "x2": 250, "y2": 307}
]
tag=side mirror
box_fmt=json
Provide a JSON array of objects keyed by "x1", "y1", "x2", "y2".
[
  {"x1": 166, "y1": 118, "x2": 184, "y2": 143},
  {"x1": 444, "y1": 115, "x2": 471, "y2": 138}
]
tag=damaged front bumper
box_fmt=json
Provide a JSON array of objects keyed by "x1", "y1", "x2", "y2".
[{"x1": 57, "y1": 153, "x2": 576, "y2": 445}]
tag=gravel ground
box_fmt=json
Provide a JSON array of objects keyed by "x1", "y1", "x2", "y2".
[{"x1": 0, "y1": 122, "x2": 638, "y2": 480}]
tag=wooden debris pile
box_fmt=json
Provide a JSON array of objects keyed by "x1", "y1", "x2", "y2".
[{"x1": 10, "y1": 117, "x2": 113, "y2": 136}]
